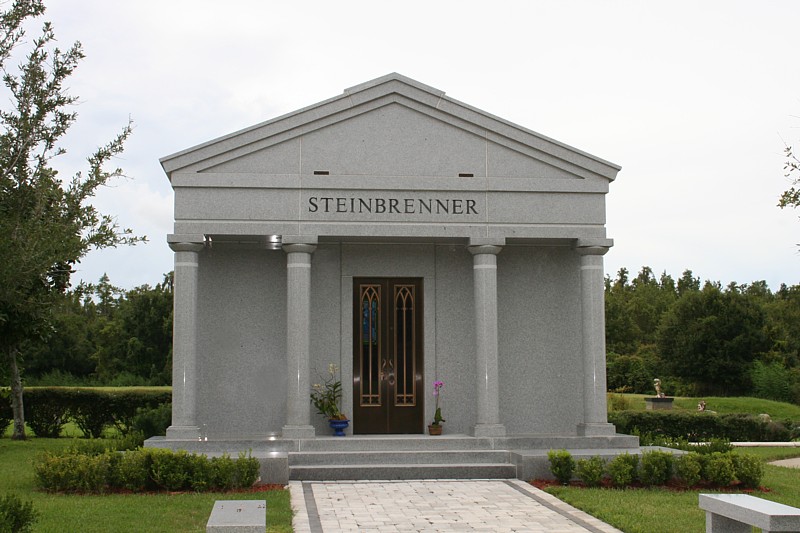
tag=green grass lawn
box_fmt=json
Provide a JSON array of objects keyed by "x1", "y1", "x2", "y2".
[
  {"x1": 545, "y1": 450, "x2": 800, "y2": 533},
  {"x1": 612, "y1": 393, "x2": 800, "y2": 421},
  {"x1": 0, "y1": 438, "x2": 292, "y2": 533}
]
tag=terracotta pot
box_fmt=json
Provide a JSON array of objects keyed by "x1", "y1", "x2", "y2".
[{"x1": 428, "y1": 424, "x2": 442, "y2": 436}]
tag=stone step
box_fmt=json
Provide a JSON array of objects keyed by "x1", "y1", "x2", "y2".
[
  {"x1": 288, "y1": 449, "x2": 510, "y2": 466},
  {"x1": 297, "y1": 436, "x2": 491, "y2": 452},
  {"x1": 289, "y1": 463, "x2": 517, "y2": 481}
]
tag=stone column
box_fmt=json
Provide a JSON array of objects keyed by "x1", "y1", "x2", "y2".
[
  {"x1": 576, "y1": 243, "x2": 616, "y2": 436},
  {"x1": 468, "y1": 241, "x2": 506, "y2": 438},
  {"x1": 282, "y1": 238, "x2": 317, "y2": 438},
  {"x1": 166, "y1": 238, "x2": 205, "y2": 440}
]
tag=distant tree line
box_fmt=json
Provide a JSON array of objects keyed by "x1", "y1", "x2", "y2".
[
  {"x1": 11, "y1": 273, "x2": 174, "y2": 387},
  {"x1": 606, "y1": 267, "x2": 800, "y2": 403},
  {"x1": 10, "y1": 266, "x2": 800, "y2": 405}
]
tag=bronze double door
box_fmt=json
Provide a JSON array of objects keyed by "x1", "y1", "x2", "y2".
[{"x1": 352, "y1": 278, "x2": 424, "y2": 434}]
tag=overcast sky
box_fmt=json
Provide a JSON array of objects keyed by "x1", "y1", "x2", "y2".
[{"x1": 33, "y1": 1, "x2": 800, "y2": 290}]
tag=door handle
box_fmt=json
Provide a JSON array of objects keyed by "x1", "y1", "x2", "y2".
[{"x1": 380, "y1": 358, "x2": 395, "y2": 382}]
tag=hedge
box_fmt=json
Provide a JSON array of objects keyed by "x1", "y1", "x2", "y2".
[
  {"x1": 550, "y1": 450, "x2": 765, "y2": 489},
  {"x1": 609, "y1": 410, "x2": 793, "y2": 442},
  {"x1": 33, "y1": 448, "x2": 260, "y2": 493},
  {"x1": 0, "y1": 388, "x2": 171, "y2": 438}
]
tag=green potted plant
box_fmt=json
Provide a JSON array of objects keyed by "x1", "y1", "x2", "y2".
[
  {"x1": 310, "y1": 363, "x2": 349, "y2": 436},
  {"x1": 428, "y1": 380, "x2": 445, "y2": 435}
]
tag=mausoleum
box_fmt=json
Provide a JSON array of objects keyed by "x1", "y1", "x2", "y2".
[{"x1": 150, "y1": 73, "x2": 638, "y2": 482}]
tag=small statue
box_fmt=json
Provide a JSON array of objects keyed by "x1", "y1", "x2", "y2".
[
  {"x1": 653, "y1": 378, "x2": 665, "y2": 398},
  {"x1": 697, "y1": 400, "x2": 706, "y2": 412}
]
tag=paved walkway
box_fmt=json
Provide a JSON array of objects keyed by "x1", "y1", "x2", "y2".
[
  {"x1": 290, "y1": 479, "x2": 622, "y2": 533},
  {"x1": 771, "y1": 457, "x2": 800, "y2": 469}
]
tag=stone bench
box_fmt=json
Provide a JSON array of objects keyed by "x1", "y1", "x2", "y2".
[
  {"x1": 206, "y1": 500, "x2": 266, "y2": 533},
  {"x1": 699, "y1": 493, "x2": 800, "y2": 532}
]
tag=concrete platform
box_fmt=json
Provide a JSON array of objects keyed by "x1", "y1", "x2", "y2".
[{"x1": 146, "y1": 433, "x2": 641, "y2": 484}]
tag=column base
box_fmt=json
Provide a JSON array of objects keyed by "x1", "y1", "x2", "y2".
[
  {"x1": 165, "y1": 425, "x2": 201, "y2": 440},
  {"x1": 282, "y1": 425, "x2": 316, "y2": 439},
  {"x1": 472, "y1": 423, "x2": 507, "y2": 438},
  {"x1": 577, "y1": 422, "x2": 616, "y2": 436}
]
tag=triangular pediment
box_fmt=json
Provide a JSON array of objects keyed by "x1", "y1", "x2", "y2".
[{"x1": 161, "y1": 73, "x2": 620, "y2": 183}]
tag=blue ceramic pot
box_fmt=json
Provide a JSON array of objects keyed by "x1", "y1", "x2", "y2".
[{"x1": 328, "y1": 419, "x2": 350, "y2": 437}]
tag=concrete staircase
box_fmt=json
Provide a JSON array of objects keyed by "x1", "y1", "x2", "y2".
[
  {"x1": 289, "y1": 447, "x2": 516, "y2": 480},
  {"x1": 146, "y1": 433, "x2": 641, "y2": 483}
]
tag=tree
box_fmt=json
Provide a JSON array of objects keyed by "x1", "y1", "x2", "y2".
[
  {"x1": 657, "y1": 284, "x2": 771, "y2": 395},
  {"x1": 94, "y1": 273, "x2": 173, "y2": 384},
  {"x1": 0, "y1": 1, "x2": 142, "y2": 439},
  {"x1": 778, "y1": 143, "x2": 799, "y2": 214}
]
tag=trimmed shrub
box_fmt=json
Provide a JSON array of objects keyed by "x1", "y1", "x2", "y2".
[
  {"x1": 188, "y1": 453, "x2": 214, "y2": 492},
  {"x1": 547, "y1": 449, "x2": 575, "y2": 485},
  {"x1": 25, "y1": 392, "x2": 67, "y2": 438},
  {"x1": 703, "y1": 452, "x2": 735, "y2": 487},
  {"x1": 114, "y1": 450, "x2": 153, "y2": 492},
  {"x1": 232, "y1": 452, "x2": 260, "y2": 489},
  {"x1": 732, "y1": 453, "x2": 765, "y2": 489},
  {"x1": 575, "y1": 456, "x2": 605, "y2": 487},
  {"x1": 639, "y1": 450, "x2": 673, "y2": 486},
  {"x1": 131, "y1": 403, "x2": 171, "y2": 439},
  {"x1": 21, "y1": 388, "x2": 171, "y2": 438},
  {"x1": 150, "y1": 449, "x2": 190, "y2": 491},
  {"x1": 210, "y1": 453, "x2": 259, "y2": 491},
  {"x1": 606, "y1": 453, "x2": 639, "y2": 487},
  {"x1": 32, "y1": 447, "x2": 259, "y2": 493},
  {"x1": 33, "y1": 451, "x2": 112, "y2": 493},
  {"x1": 69, "y1": 391, "x2": 116, "y2": 439},
  {"x1": 674, "y1": 452, "x2": 702, "y2": 487}
]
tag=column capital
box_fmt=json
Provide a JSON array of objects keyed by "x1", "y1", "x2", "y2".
[
  {"x1": 575, "y1": 245, "x2": 609, "y2": 257},
  {"x1": 282, "y1": 235, "x2": 318, "y2": 246},
  {"x1": 283, "y1": 243, "x2": 317, "y2": 255},
  {"x1": 169, "y1": 242, "x2": 205, "y2": 253},
  {"x1": 468, "y1": 245, "x2": 502, "y2": 256},
  {"x1": 575, "y1": 238, "x2": 613, "y2": 256}
]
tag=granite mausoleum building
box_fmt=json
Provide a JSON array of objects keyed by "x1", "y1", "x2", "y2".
[{"x1": 150, "y1": 74, "x2": 638, "y2": 482}]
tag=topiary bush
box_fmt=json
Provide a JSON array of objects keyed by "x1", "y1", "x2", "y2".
[
  {"x1": 0, "y1": 493, "x2": 38, "y2": 533},
  {"x1": 674, "y1": 452, "x2": 702, "y2": 487},
  {"x1": 639, "y1": 450, "x2": 673, "y2": 486},
  {"x1": 547, "y1": 449, "x2": 575, "y2": 485},
  {"x1": 732, "y1": 453, "x2": 765, "y2": 489},
  {"x1": 606, "y1": 453, "x2": 639, "y2": 487},
  {"x1": 575, "y1": 456, "x2": 605, "y2": 487}
]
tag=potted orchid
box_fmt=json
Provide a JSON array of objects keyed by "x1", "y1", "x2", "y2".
[
  {"x1": 428, "y1": 380, "x2": 445, "y2": 435},
  {"x1": 310, "y1": 363, "x2": 349, "y2": 436}
]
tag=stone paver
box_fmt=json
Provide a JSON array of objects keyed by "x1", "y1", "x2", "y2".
[{"x1": 289, "y1": 479, "x2": 622, "y2": 533}]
